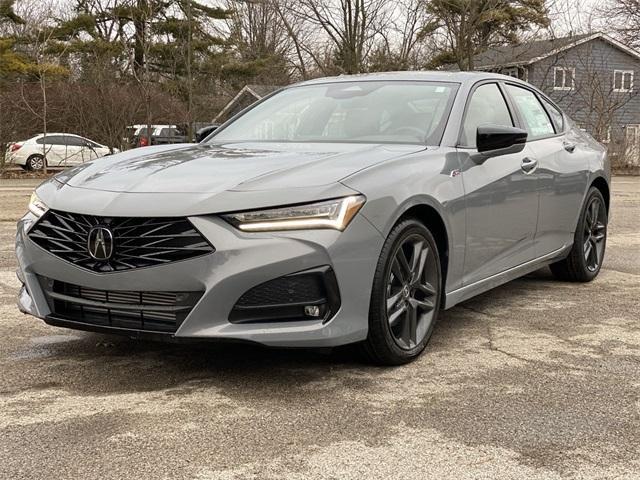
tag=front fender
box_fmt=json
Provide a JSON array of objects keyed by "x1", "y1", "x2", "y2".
[{"x1": 341, "y1": 148, "x2": 466, "y2": 293}]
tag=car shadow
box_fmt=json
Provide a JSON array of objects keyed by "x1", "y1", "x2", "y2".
[{"x1": 10, "y1": 268, "x2": 557, "y2": 397}]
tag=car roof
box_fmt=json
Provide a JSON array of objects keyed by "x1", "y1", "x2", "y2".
[
  {"x1": 131, "y1": 124, "x2": 176, "y2": 128},
  {"x1": 291, "y1": 70, "x2": 528, "y2": 88},
  {"x1": 33, "y1": 133, "x2": 84, "y2": 138},
  {"x1": 29, "y1": 133, "x2": 105, "y2": 145}
]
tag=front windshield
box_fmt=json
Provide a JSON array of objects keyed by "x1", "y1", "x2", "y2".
[{"x1": 210, "y1": 81, "x2": 459, "y2": 145}]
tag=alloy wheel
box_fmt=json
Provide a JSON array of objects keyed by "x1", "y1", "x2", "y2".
[
  {"x1": 385, "y1": 233, "x2": 438, "y2": 350},
  {"x1": 29, "y1": 156, "x2": 44, "y2": 170},
  {"x1": 583, "y1": 197, "x2": 606, "y2": 272}
]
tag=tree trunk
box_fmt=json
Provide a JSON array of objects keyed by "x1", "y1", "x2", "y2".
[{"x1": 134, "y1": 0, "x2": 148, "y2": 74}]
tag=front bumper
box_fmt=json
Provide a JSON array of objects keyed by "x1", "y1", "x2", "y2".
[{"x1": 16, "y1": 212, "x2": 384, "y2": 347}]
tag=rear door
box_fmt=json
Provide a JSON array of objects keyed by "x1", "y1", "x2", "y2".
[
  {"x1": 36, "y1": 135, "x2": 66, "y2": 166},
  {"x1": 59, "y1": 135, "x2": 86, "y2": 165},
  {"x1": 458, "y1": 82, "x2": 540, "y2": 286},
  {"x1": 505, "y1": 85, "x2": 589, "y2": 256}
]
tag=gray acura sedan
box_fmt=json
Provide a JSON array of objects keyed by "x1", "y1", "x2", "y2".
[{"x1": 16, "y1": 72, "x2": 609, "y2": 365}]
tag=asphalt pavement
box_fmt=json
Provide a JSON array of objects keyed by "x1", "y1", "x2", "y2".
[{"x1": 0, "y1": 176, "x2": 638, "y2": 479}]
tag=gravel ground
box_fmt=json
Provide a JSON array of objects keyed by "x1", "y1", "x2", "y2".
[{"x1": 0, "y1": 176, "x2": 638, "y2": 480}]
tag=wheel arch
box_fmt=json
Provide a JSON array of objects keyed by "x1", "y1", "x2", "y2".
[
  {"x1": 590, "y1": 176, "x2": 610, "y2": 213},
  {"x1": 394, "y1": 202, "x2": 450, "y2": 300}
]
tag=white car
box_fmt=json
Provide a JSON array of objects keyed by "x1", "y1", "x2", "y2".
[{"x1": 7, "y1": 133, "x2": 117, "y2": 171}]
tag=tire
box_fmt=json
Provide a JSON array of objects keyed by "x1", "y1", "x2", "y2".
[
  {"x1": 550, "y1": 187, "x2": 608, "y2": 282},
  {"x1": 361, "y1": 218, "x2": 442, "y2": 365},
  {"x1": 26, "y1": 154, "x2": 46, "y2": 171}
]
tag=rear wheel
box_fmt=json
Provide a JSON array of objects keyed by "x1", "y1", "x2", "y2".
[
  {"x1": 550, "y1": 187, "x2": 607, "y2": 282},
  {"x1": 362, "y1": 219, "x2": 442, "y2": 365},
  {"x1": 26, "y1": 154, "x2": 45, "y2": 171}
]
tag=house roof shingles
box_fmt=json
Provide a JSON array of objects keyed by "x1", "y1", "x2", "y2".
[{"x1": 472, "y1": 33, "x2": 593, "y2": 68}]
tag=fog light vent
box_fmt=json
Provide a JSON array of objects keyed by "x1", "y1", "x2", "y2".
[{"x1": 229, "y1": 266, "x2": 341, "y2": 324}]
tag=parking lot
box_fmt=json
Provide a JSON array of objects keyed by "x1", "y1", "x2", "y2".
[{"x1": 0, "y1": 176, "x2": 638, "y2": 480}]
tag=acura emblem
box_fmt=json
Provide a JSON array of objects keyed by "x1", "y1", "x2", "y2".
[{"x1": 87, "y1": 226, "x2": 114, "y2": 260}]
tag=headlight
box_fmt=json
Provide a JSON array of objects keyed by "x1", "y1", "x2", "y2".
[
  {"x1": 223, "y1": 195, "x2": 366, "y2": 232},
  {"x1": 28, "y1": 192, "x2": 48, "y2": 218}
]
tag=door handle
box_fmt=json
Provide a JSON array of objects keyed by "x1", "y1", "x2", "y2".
[
  {"x1": 563, "y1": 141, "x2": 576, "y2": 153},
  {"x1": 521, "y1": 157, "x2": 538, "y2": 173}
]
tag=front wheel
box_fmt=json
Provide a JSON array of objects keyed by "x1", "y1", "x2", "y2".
[
  {"x1": 362, "y1": 219, "x2": 442, "y2": 365},
  {"x1": 550, "y1": 187, "x2": 608, "y2": 282}
]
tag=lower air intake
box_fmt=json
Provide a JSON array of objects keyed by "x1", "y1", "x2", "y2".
[
  {"x1": 230, "y1": 266, "x2": 341, "y2": 324},
  {"x1": 41, "y1": 278, "x2": 202, "y2": 334}
]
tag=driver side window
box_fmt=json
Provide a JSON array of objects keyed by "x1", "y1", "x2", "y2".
[{"x1": 461, "y1": 83, "x2": 513, "y2": 148}]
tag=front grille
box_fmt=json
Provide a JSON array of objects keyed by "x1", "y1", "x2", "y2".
[
  {"x1": 42, "y1": 278, "x2": 202, "y2": 333},
  {"x1": 29, "y1": 210, "x2": 214, "y2": 272}
]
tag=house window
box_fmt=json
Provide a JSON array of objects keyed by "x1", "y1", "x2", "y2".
[
  {"x1": 503, "y1": 67, "x2": 519, "y2": 78},
  {"x1": 553, "y1": 67, "x2": 575, "y2": 91},
  {"x1": 614, "y1": 70, "x2": 634, "y2": 92},
  {"x1": 501, "y1": 66, "x2": 528, "y2": 82}
]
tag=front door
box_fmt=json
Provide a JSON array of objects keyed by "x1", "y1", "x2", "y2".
[
  {"x1": 58, "y1": 135, "x2": 85, "y2": 166},
  {"x1": 458, "y1": 82, "x2": 539, "y2": 286},
  {"x1": 80, "y1": 139, "x2": 101, "y2": 163}
]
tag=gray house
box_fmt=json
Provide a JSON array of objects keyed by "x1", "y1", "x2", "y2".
[{"x1": 470, "y1": 32, "x2": 640, "y2": 166}]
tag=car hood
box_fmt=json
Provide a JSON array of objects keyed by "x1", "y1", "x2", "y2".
[
  {"x1": 58, "y1": 142, "x2": 423, "y2": 193},
  {"x1": 36, "y1": 142, "x2": 423, "y2": 217}
]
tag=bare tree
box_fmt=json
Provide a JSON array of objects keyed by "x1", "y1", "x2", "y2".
[
  {"x1": 603, "y1": 0, "x2": 640, "y2": 49},
  {"x1": 11, "y1": 0, "x2": 72, "y2": 173},
  {"x1": 295, "y1": 0, "x2": 390, "y2": 74},
  {"x1": 269, "y1": 0, "x2": 314, "y2": 79},
  {"x1": 425, "y1": 0, "x2": 549, "y2": 70},
  {"x1": 370, "y1": 0, "x2": 434, "y2": 71}
]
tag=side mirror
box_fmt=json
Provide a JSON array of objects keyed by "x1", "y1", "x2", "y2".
[{"x1": 476, "y1": 125, "x2": 527, "y2": 155}]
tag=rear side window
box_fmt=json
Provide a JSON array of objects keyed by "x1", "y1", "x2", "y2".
[
  {"x1": 461, "y1": 83, "x2": 513, "y2": 147},
  {"x1": 505, "y1": 84, "x2": 555, "y2": 139},
  {"x1": 63, "y1": 136, "x2": 85, "y2": 147},
  {"x1": 540, "y1": 97, "x2": 564, "y2": 133},
  {"x1": 36, "y1": 135, "x2": 66, "y2": 145}
]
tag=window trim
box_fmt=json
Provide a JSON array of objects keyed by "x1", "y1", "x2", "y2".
[
  {"x1": 553, "y1": 66, "x2": 575, "y2": 91},
  {"x1": 456, "y1": 80, "x2": 516, "y2": 149},
  {"x1": 613, "y1": 69, "x2": 634, "y2": 93}
]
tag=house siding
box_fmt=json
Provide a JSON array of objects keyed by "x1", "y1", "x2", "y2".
[{"x1": 528, "y1": 38, "x2": 640, "y2": 138}]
